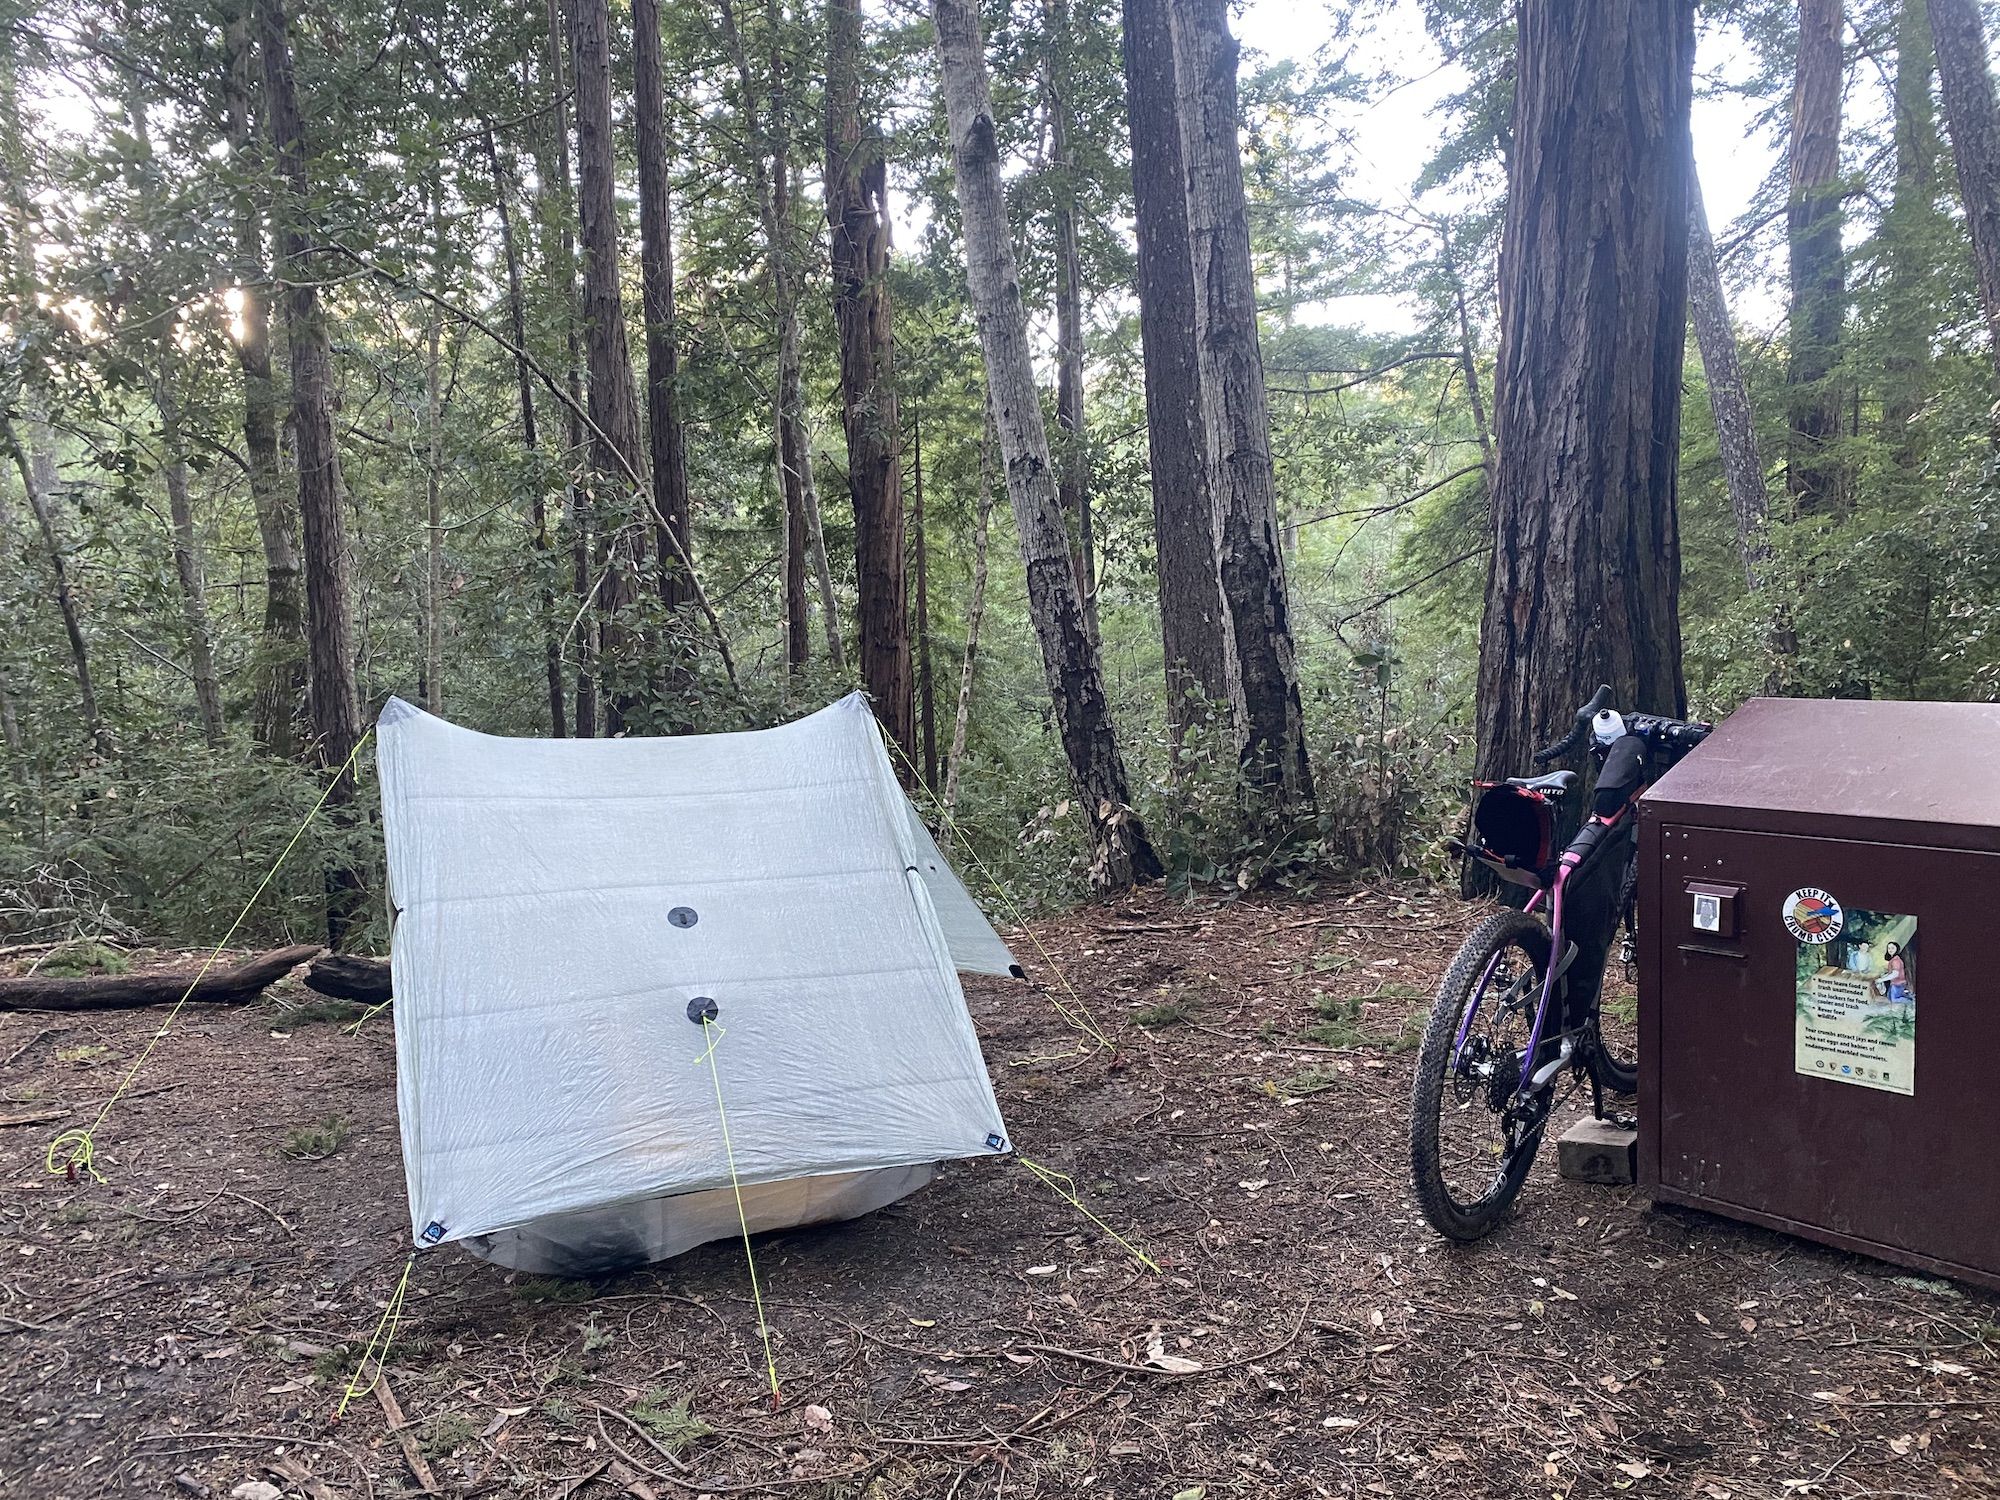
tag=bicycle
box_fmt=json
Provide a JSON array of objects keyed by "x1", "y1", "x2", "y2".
[{"x1": 1408, "y1": 686, "x2": 1712, "y2": 1242}]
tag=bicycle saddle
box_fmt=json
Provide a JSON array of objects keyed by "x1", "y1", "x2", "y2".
[{"x1": 1505, "y1": 769, "x2": 1577, "y2": 794}]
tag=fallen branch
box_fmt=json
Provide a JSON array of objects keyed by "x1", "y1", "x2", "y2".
[
  {"x1": 303, "y1": 952, "x2": 392, "y2": 1004},
  {"x1": 0, "y1": 944, "x2": 321, "y2": 1013},
  {"x1": 373, "y1": 1372, "x2": 442, "y2": 1495}
]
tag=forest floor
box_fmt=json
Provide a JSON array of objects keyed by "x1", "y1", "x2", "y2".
[{"x1": 2, "y1": 883, "x2": 1997, "y2": 1500}]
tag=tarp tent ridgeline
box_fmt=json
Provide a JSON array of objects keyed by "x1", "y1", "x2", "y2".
[{"x1": 377, "y1": 693, "x2": 1016, "y2": 1274}]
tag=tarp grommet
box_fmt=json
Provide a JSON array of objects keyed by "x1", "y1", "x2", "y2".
[
  {"x1": 687, "y1": 995, "x2": 719, "y2": 1025},
  {"x1": 668, "y1": 906, "x2": 699, "y2": 928}
]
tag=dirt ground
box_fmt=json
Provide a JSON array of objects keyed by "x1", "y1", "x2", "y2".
[{"x1": 3, "y1": 884, "x2": 1996, "y2": 1499}]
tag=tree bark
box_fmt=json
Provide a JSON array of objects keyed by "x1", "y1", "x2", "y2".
[
  {"x1": 911, "y1": 406, "x2": 937, "y2": 790},
  {"x1": 224, "y1": 4, "x2": 306, "y2": 757},
  {"x1": 932, "y1": 0, "x2": 1162, "y2": 887},
  {"x1": 1475, "y1": 0, "x2": 1694, "y2": 784},
  {"x1": 633, "y1": 0, "x2": 697, "y2": 697},
  {"x1": 1786, "y1": 0, "x2": 1847, "y2": 516},
  {"x1": 484, "y1": 127, "x2": 567, "y2": 737},
  {"x1": 544, "y1": 0, "x2": 597, "y2": 737},
  {"x1": 1929, "y1": 0, "x2": 2000, "y2": 401},
  {"x1": 571, "y1": 0, "x2": 650, "y2": 730},
  {"x1": 1047, "y1": 0, "x2": 1097, "y2": 643},
  {"x1": 941, "y1": 412, "x2": 995, "y2": 816},
  {"x1": 259, "y1": 0, "x2": 366, "y2": 941},
  {"x1": 827, "y1": 0, "x2": 915, "y2": 763},
  {"x1": 717, "y1": 0, "x2": 814, "y2": 676},
  {"x1": 1687, "y1": 164, "x2": 1770, "y2": 590},
  {"x1": 0, "y1": 944, "x2": 321, "y2": 1013},
  {"x1": 1168, "y1": 0, "x2": 1314, "y2": 813},
  {"x1": 156, "y1": 376, "x2": 228, "y2": 745},
  {"x1": 1881, "y1": 0, "x2": 1942, "y2": 460},
  {"x1": 1122, "y1": 0, "x2": 1227, "y2": 742}
]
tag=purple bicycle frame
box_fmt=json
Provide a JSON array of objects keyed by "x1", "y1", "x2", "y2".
[{"x1": 1450, "y1": 857, "x2": 1576, "y2": 1102}]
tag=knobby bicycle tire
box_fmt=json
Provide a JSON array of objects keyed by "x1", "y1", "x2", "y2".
[{"x1": 1410, "y1": 907, "x2": 1553, "y2": 1242}]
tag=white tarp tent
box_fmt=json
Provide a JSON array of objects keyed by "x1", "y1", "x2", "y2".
[{"x1": 377, "y1": 692, "x2": 1016, "y2": 1274}]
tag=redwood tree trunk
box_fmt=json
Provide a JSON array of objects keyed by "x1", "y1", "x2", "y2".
[
  {"x1": 1687, "y1": 165, "x2": 1770, "y2": 591},
  {"x1": 571, "y1": 0, "x2": 650, "y2": 729},
  {"x1": 826, "y1": 0, "x2": 914, "y2": 763},
  {"x1": 484, "y1": 127, "x2": 566, "y2": 737},
  {"x1": 1169, "y1": 0, "x2": 1313, "y2": 813},
  {"x1": 1930, "y1": 0, "x2": 2000, "y2": 398},
  {"x1": 227, "y1": 0, "x2": 305, "y2": 757},
  {"x1": 1123, "y1": 0, "x2": 1226, "y2": 740},
  {"x1": 632, "y1": 0, "x2": 696, "y2": 694},
  {"x1": 1786, "y1": 0, "x2": 1846, "y2": 516},
  {"x1": 258, "y1": 0, "x2": 365, "y2": 940},
  {"x1": 932, "y1": 0, "x2": 1162, "y2": 887},
  {"x1": 1475, "y1": 0, "x2": 1694, "y2": 783},
  {"x1": 544, "y1": 0, "x2": 595, "y2": 737}
]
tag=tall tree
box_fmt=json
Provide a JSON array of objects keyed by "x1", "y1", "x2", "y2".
[
  {"x1": 1929, "y1": 0, "x2": 2000, "y2": 398},
  {"x1": 826, "y1": 0, "x2": 914, "y2": 761},
  {"x1": 1880, "y1": 0, "x2": 1945, "y2": 461},
  {"x1": 1475, "y1": 0, "x2": 1694, "y2": 780},
  {"x1": 1045, "y1": 0, "x2": 1098, "y2": 642},
  {"x1": 223, "y1": 7, "x2": 306, "y2": 756},
  {"x1": 483, "y1": 127, "x2": 567, "y2": 737},
  {"x1": 1122, "y1": 0, "x2": 1227, "y2": 741},
  {"x1": 543, "y1": 0, "x2": 598, "y2": 737},
  {"x1": 716, "y1": 0, "x2": 813, "y2": 677},
  {"x1": 1169, "y1": 0, "x2": 1314, "y2": 813},
  {"x1": 1786, "y1": 0, "x2": 1846, "y2": 516},
  {"x1": 258, "y1": 0, "x2": 365, "y2": 937},
  {"x1": 633, "y1": 0, "x2": 697, "y2": 697},
  {"x1": 1687, "y1": 165, "x2": 1770, "y2": 590},
  {"x1": 571, "y1": 0, "x2": 651, "y2": 729},
  {"x1": 932, "y1": 0, "x2": 1162, "y2": 887}
]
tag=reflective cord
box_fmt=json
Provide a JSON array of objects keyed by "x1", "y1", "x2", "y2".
[
  {"x1": 46, "y1": 731, "x2": 375, "y2": 1184},
  {"x1": 335, "y1": 1251, "x2": 416, "y2": 1421},
  {"x1": 697, "y1": 1015, "x2": 782, "y2": 1407},
  {"x1": 1016, "y1": 1155, "x2": 1160, "y2": 1273},
  {"x1": 880, "y1": 731, "x2": 1113, "y2": 1052}
]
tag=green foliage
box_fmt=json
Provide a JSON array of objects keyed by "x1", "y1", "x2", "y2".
[
  {"x1": 628, "y1": 1389, "x2": 714, "y2": 1453},
  {"x1": 36, "y1": 941, "x2": 128, "y2": 977},
  {"x1": 280, "y1": 1113, "x2": 352, "y2": 1161}
]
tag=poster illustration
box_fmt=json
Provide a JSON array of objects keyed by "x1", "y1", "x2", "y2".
[{"x1": 1790, "y1": 893, "x2": 1917, "y2": 1096}]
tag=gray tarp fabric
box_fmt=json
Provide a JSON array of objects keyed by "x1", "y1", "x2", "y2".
[{"x1": 377, "y1": 693, "x2": 1015, "y2": 1273}]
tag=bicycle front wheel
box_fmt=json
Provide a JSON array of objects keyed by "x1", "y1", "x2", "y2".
[{"x1": 1410, "y1": 908, "x2": 1555, "y2": 1242}]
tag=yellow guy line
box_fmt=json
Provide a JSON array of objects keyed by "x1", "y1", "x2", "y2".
[
  {"x1": 882, "y1": 733, "x2": 1112, "y2": 1052},
  {"x1": 1017, "y1": 1155, "x2": 1160, "y2": 1273},
  {"x1": 697, "y1": 1016, "x2": 782, "y2": 1407},
  {"x1": 335, "y1": 1251, "x2": 416, "y2": 1420},
  {"x1": 47, "y1": 732, "x2": 374, "y2": 1183}
]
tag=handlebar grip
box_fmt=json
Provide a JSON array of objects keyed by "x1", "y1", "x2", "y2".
[{"x1": 1530, "y1": 684, "x2": 1615, "y2": 765}]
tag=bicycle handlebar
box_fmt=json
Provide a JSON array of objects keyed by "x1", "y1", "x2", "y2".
[{"x1": 1531, "y1": 684, "x2": 1612, "y2": 764}]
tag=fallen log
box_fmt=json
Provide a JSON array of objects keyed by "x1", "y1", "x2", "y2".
[
  {"x1": 302, "y1": 952, "x2": 391, "y2": 1004},
  {"x1": 0, "y1": 944, "x2": 322, "y2": 1013}
]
